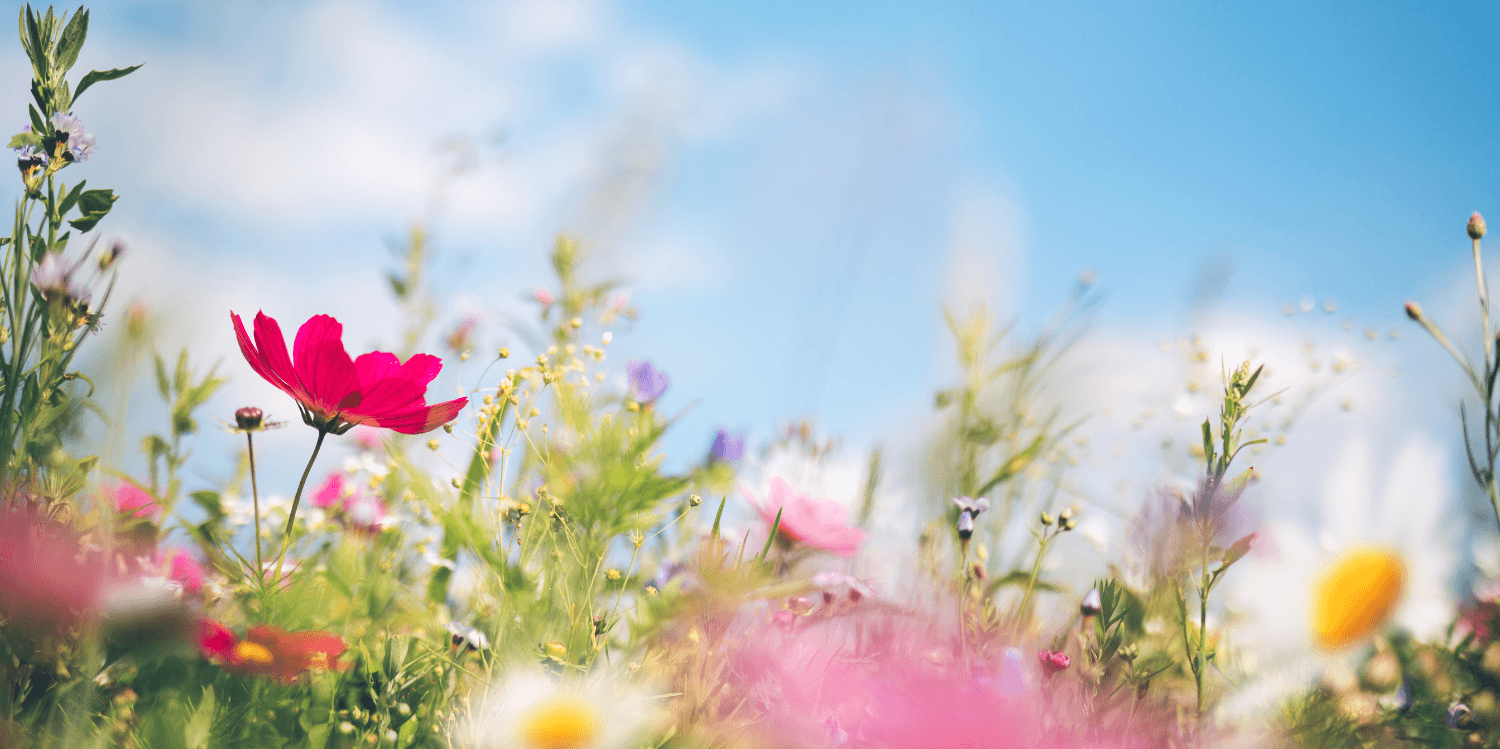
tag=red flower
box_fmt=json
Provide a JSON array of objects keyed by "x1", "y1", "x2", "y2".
[
  {"x1": 1037, "y1": 649, "x2": 1071, "y2": 673},
  {"x1": 231, "y1": 311, "x2": 467, "y2": 434},
  {"x1": 197, "y1": 619, "x2": 347, "y2": 682}
]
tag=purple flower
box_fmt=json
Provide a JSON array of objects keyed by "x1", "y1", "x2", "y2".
[
  {"x1": 13, "y1": 144, "x2": 46, "y2": 166},
  {"x1": 50, "y1": 112, "x2": 94, "y2": 162},
  {"x1": 709, "y1": 428, "x2": 745, "y2": 462},
  {"x1": 31, "y1": 253, "x2": 89, "y2": 305},
  {"x1": 626, "y1": 360, "x2": 669, "y2": 403}
]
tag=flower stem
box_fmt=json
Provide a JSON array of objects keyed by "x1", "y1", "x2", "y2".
[
  {"x1": 247, "y1": 431, "x2": 262, "y2": 573},
  {"x1": 271, "y1": 426, "x2": 329, "y2": 586},
  {"x1": 1013, "y1": 529, "x2": 1051, "y2": 641}
]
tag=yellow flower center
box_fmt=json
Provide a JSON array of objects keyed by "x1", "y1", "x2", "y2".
[
  {"x1": 234, "y1": 641, "x2": 275, "y2": 665},
  {"x1": 520, "y1": 694, "x2": 600, "y2": 749},
  {"x1": 1312, "y1": 547, "x2": 1405, "y2": 651}
]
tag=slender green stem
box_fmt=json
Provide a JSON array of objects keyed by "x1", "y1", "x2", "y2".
[
  {"x1": 271, "y1": 426, "x2": 329, "y2": 585},
  {"x1": 246, "y1": 431, "x2": 263, "y2": 573},
  {"x1": 1013, "y1": 529, "x2": 1051, "y2": 641}
]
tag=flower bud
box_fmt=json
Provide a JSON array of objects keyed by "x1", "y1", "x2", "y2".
[
  {"x1": 235, "y1": 407, "x2": 263, "y2": 431},
  {"x1": 1040, "y1": 511, "x2": 1055, "y2": 526},
  {"x1": 1470, "y1": 212, "x2": 1487, "y2": 241},
  {"x1": 544, "y1": 641, "x2": 567, "y2": 659},
  {"x1": 606, "y1": 568, "x2": 622, "y2": 581},
  {"x1": 1062, "y1": 518, "x2": 1077, "y2": 531},
  {"x1": 1059, "y1": 505, "x2": 1075, "y2": 522},
  {"x1": 1404, "y1": 301, "x2": 1423, "y2": 321},
  {"x1": 1446, "y1": 701, "x2": 1474, "y2": 730},
  {"x1": 689, "y1": 494, "x2": 702, "y2": 507},
  {"x1": 498, "y1": 347, "x2": 510, "y2": 359},
  {"x1": 1080, "y1": 588, "x2": 1102, "y2": 618},
  {"x1": 99, "y1": 239, "x2": 124, "y2": 270}
]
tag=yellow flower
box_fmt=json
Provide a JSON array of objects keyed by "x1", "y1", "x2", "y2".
[{"x1": 1312, "y1": 547, "x2": 1405, "y2": 651}]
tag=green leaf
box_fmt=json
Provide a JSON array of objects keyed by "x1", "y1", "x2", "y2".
[
  {"x1": 153, "y1": 353, "x2": 170, "y2": 399},
  {"x1": 190, "y1": 490, "x2": 223, "y2": 520},
  {"x1": 57, "y1": 179, "x2": 84, "y2": 215},
  {"x1": 67, "y1": 188, "x2": 116, "y2": 232},
  {"x1": 72, "y1": 63, "x2": 142, "y2": 103},
  {"x1": 27, "y1": 105, "x2": 45, "y2": 136},
  {"x1": 1221, "y1": 532, "x2": 1257, "y2": 567},
  {"x1": 6, "y1": 131, "x2": 41, "y2": 149},
  {"x1": 756, "y1": 507, "x2": 782, "y2": 564},
  {"x1": 53, "y1": 7, "x2": 86, "y2": 75},
  {"x1": 183, "y1": 685, "x2": 214, "y2": 749}
]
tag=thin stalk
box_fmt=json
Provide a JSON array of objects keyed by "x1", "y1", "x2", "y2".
[
  {"x1": 246, "y1": 431, "x2": 263, "y2": 572},
  {"x1": 271, "y1": 426, "x2": 329, "y2": 585},
  {"x1": 1012, "y1": 529, "x2": 1052, "y2": 641}
]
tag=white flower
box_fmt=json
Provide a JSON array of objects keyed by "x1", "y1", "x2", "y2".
[{"x1": 457, "y1": 670, "x2": 656, "y2": 749}]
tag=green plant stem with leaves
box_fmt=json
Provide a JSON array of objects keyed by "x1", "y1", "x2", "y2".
[
  {"x1": 1184, "y1": 361, "x2": 1264, "y2": 728},
  {"x1": 0, "y1": 5, "x2": 136, "y2": 484}
]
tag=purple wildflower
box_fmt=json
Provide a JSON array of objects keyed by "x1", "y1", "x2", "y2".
[
  {"x1": 709, "y1": 428, "x2": 745, "y2": 462},
  {"x1": 31, "y1": 253, "x2": 90, "y2": 306},
  {"x1": 626, "y1": 360, "x2": 670, "y2": 403},
  {"x1": 50, "y1": 112, "x2": 94, "y2": 162}
]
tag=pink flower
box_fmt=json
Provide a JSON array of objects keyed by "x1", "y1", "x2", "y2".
[
  {"x1": 0, "y1": 507, "x2": 105, "y2": 630},
  {"x1": 1037, "y1": 648, "x2": 1071, "y2": 673},
  {"x1": 311, "y1": 473, "x2": 347, "y2": 509},
  {"x1": 352, "y1": 427, "x2": 383, "y2": 451},
  {"x1": 534, "y1": 289, "x2": 554, "y2": 306},
  {"x1": 744, "y1": 478, "x2": 865, "y2": 557},
  {"x1": 230, "y1": 311, "x2": 467, "y2": 435},
  {"x1": 112, "y1": 483, "x2": 158, "y2": 520},
  {"x1": 309, "y1": 473, "x2": 386, "y2": 534},
  {"x1": 156, "y1": 548, "x2": 204, "y2": 593}
]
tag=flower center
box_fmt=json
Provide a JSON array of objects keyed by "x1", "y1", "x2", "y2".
[
  {"x1": 234, "y1": 641, "x2": 275, "y2": 665},
  {"x1": 520, "y1": 694, "x2": 600, "y2": 749},
  {"x1": 1312, "y1": 546, "x2": 1405, "y2": 650}
]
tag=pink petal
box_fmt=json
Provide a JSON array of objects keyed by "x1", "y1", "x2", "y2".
[
  {"x1": 363, "y1": 397, "x2": 467, "y2": 434},
  {"x1": 252, "y1": 312, "x2": 311, "y2": 405},
  {"x1": 353, "y1": 351, "x2": 402, "y2": 384},
  {"x1": 295, "y1": 340, "x2": 358, "y2": 416},
  {"x1": 311, "y1": 473, "x2": 346, "y2": 509},
  {"x1": 232, "y1": 312, "x2": 298, "y2": 401}
]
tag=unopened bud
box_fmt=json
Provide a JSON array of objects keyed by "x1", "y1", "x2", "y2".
[
  {"x1": 1470, "y1": 212, "x2": 1487, "y2": 240},
  {"x1": 1404, "y1": 301, "x2": 1424, "y2": 321},
  {"x1": 99, "y1": 239, "x2": 124, "y2": 270},
  {"x1": 235, "y1": 407, "x2": 264, "y2": 431},
  {"x1": 1062, "y1": 518, "x2": 1077, "y2": 531},
  {"x1": 1059, "y1": 505, "x2": 1075, "y2": 522},
  {"x1": 1039, "y1": 511, "x2": 1055, "y2": 526},
  {"x1": 570, "y1": 317, "x2": 582, "y2": 329},
  {"x1": 1080, "y1": 588, "x2": 1102, "y2": 617},
  {"x1": 498, "y1": 347, "x2": 510, "y2": 359},
  {"x1": 427, "y1": 439, "x2": 440, "y2": 450},
  {"x1": 545, "y1": 641, "x2": 567, "y2": 659},
  {"x1": 689, "y1": 494, "x2": 702, "y2": 507}
]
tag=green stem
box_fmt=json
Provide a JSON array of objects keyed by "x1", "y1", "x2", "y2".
[
  {"x1": 246, "y1": 431, "x2": 262, "y2": 573},
  {"x1": 271, "y1": 426, "x2": 328, "y2": 586},
  {"x1": 1013, "y1": 530, "x2": 1051, "y2": 641}
]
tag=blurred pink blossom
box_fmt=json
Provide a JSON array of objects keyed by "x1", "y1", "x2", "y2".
[
  {"x1": 155, "y1": 547, "x2": 204, "y2": 593},
  {"x1": 745, "y1": 478, "x2": 865, "y2": 557},
  {"x1": 352, "y1": 427, "x2": 383, "y2": 451},
  {"x1": 311, "y1": 473, "x2": 347, "y2": 509},
  {"x1": 534, "y1": 288, "x2": 554, "y2": 306},
  {"x1": 111, "y1": 483, "x2": 158, "y2": 520},
  {"x1": 0, "y1": 507, "x2": 105, "y2": 630}
]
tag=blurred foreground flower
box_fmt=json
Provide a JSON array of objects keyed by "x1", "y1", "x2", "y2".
[
  {"x1": 310, "y1": 472, "x2": 388, "y2": 533},
  {"x1": 745, "y1": 477, "x2": 865, "y2": 557},
  {"x1": 458, "y1": 670, "x2": 655, "y2": 749},
  {"x1": 0, "y1": 507, "x2": 104, "y2": 630},
  {"x1": 197, "y1": 620, "x2": 346, "y2": 682},
  {"x1": 230, "y1": 311, "x2": 467, "y2": 435},
  {"x1": 1312, "y1": 546, "x2": 1405, "y2": 651},
  {"x1": 110, "y1": 482, "x2": 158, "y2": 520},
  {"x1": 709, "y1": 428, "x2": 744, "y2": 462}
]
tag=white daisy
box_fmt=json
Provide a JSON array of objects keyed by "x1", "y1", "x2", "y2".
[{"x1": 457, "y1": 670, "x2": 657, "y2": 749}]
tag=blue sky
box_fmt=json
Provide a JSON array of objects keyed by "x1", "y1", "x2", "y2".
[{"x1": 4, "y1": 0, "x2": 1496, "y2": 561}]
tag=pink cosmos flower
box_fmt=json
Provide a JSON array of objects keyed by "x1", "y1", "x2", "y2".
[
  {"x1": 534, "y1": 289, "x2": 554, "y2": 306},
  {"x1": 230, "y1": 311, "x2": 467, "y2": 435},
  {"x1": 744, "y1": 477, "x2": 865, "y2": 557},
  {"x1": 309, "y1": 473, "x2": 386, "y2": 534},
  {"x1": 155, "y1": 548, "x2": 204, "y2": 593},
  {"x1": 311, "y1": 472, "x2": 348, "y2": 509},
  {"x1": 112, "y1": 483, "x2": 158, "y2": 520},
  {"x1": 351, "y1": 427, "x2": 383, "y2": 451}
]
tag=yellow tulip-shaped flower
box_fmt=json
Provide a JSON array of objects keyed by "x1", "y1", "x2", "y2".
[{"x1": 1312, "y1": 547, "x2": 1405, "y2": 651}]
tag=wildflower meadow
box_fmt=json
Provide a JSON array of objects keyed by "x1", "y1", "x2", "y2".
[{"x1": 0, "y1": 4, "x2": 1497, "y2": 749}]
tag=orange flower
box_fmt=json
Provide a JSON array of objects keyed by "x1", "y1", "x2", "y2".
[{"x1": 198, "y1": 619, "x2": 347, "y2": 681}]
